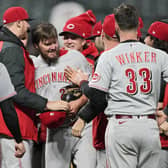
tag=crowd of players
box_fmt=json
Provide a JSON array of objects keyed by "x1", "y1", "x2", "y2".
[{"x1": 0, "y1": 2, "x2": 168, "y2": 168}]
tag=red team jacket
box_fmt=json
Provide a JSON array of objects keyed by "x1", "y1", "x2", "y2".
[{"x1": 0, "y1": 46, "x2": 38, "y2": 141}]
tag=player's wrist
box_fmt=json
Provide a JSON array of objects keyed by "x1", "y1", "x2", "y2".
[{"x1": 79, "y1": 80, "x2": 88, "y2": 88}]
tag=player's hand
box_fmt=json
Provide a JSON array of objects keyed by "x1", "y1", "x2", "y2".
[
  {"x1": 68, "y1": 95, "x2": 88, "y2": 117},
  {"x1": 68, "y1": 100, "x2": 81, "y2": 118},
  {"x1": 64, "y1": 66, "x2": 89, "y2": 86},
  {"x1": 160, "y1": 121, "x2": 168, "y2": 136},
  {"x1": 46, "y1": 100, "x2": 70, "y2": 111},
  {"x1": 15, "y1": 142, "x2": 26, "y2": 158},
  {"x1": 156, "y1": 110, "x2": 168, "y2": 126},
  {"x1": 72, "y1": 118, "x2": 85, "y2": 137}
]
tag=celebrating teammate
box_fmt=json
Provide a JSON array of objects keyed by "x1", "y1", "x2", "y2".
[
  {"x1": 59, "y1": 10, "x2": 98, "y2": 167},
  {"x1": 144, "y1": 21, "x2": 168, "y2": 168},
  {"x1": 0, "y1": 6, "x2": 70, "y2": 168},
  {"x1": 65, "y1": 3, "x2": 168, "y2": 168},
  {"x1": 31, "y1": 22, "x2": 93, "y2": 168}
]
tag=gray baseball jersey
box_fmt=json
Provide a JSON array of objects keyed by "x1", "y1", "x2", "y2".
[
  {"x1": 89, "y1": 42, "x2": 168, "y2": 116},
  {"x1": 32, "y1": 50, "x2": 91, "y2": 101},
  {"x1": 89, "y1": 41, "x2": 168, "y2": 168},
  {"x1": 0, "y1": 62, "x2": 16, "y2": 102},
  {"x1": 32, "y1": 50, "x2": 97, "y2": 168}
]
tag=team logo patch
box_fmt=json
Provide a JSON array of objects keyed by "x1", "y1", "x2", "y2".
[
  {"x1": 118, "y1": 121, "x2": 127, "y2": 125},
  {"x1": 92, "y1": 73, "x2": 101, "y2": 82},
  {"x1": 152, "y1": 30, "x2": 156, "y2": 35},
  {"x1": 67, "y1": 24, "x2": 75, "y2": 30}
]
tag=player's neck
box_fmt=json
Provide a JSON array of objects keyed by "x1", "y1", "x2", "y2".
[{"x1": 119, "y1": 31, "x2": 138, "y2": 43}]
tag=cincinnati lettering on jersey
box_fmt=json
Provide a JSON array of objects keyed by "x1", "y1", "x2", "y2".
[
  {"x1": 35, "y1": 72, "x2": 71, "y2": 89},
  {"x1": 115, "y1": 51, "x2": 157, "y2": 65}
]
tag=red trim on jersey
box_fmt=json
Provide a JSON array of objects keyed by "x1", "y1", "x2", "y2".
[
  {"x1": 59, "y1": 48, "x2": 68, "y2": 57},
  {"x1": 0, "y1": 41, "x2": 3, "y2": 52}
]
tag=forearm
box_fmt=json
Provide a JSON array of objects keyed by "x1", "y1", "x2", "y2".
[
  {"x1": 13, "y1": 91, "x2": 48, "y2": 113},
  {"x1": 0, "y1": 98, "x2": 22, "y2": 143},
  {"x1": 76, "y1": 94, "x2": 88, "y2": 109},
  {"x1": 159, "y1": 78, "x2": 166, "y2": 102},
  {"x1": 80, "y1": 80, "x2": 94, "y2": 99},
  {"x1": 78, "y1": 87, "x2": 107, "y2": 123}
]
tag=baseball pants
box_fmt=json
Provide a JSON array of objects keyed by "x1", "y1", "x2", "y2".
[
  {"x1": 0, "y1": 137, "x2": 33, "y2": 168},
  {"x1": 105, "y1": 117, "x2": 161, "y2": 168}
]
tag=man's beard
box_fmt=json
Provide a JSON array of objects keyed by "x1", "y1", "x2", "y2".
[{"x1": 41, "y1": 49, "x2": 60, "y2": 66}]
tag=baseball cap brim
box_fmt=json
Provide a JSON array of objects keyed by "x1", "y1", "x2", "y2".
[
  {"x1": 86, "y1": 35, "x2": 100, "y2": 40},
  {"x1": 160, "y1": 19, "x2": 168, "y2": 24},
  {"x1": 59, "y1": 31, "x2": 83, "y2": 38},
  {"x1": 25, "y1": 18, "x2": 34, "y2": 22}
]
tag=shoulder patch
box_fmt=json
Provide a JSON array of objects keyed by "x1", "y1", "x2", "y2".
[{"x1": 92, "y1": 73, "x2": 101, "y2": 82}]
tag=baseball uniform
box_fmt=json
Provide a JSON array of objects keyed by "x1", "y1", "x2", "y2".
[
  {"x1": 0, "y1": 62, "x2": 16, "y2": 102},
  {"x1": 87, "y1": 41, "x2": 168, "y2": 168},
  {"x1": 32, "y1": 49, "x2": 97, "y2": 168}
]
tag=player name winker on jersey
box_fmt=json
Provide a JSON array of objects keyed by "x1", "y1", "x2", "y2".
[
  {"x1": 115, "y1": 51, "x2": 156, "y2": 65},
  {"x1": 35, "y1": 71, "x2": 71, "y2": 89}
]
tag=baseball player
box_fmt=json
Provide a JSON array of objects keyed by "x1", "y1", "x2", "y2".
[
  {"x1": 144, "y1": 21, "x2": 168, "y2": 168},
  {"x1": 31, "y1": 23, "x2": 95, "y2": 168},
  {"x1": 0, "y1": 62, "x2": 25, "y2": 158},
  {"x1": 90, "y1": 14, "x2": 119, "y2": 168},
  {"x1": 59, "y1": 10, "x2": 98, "y2": 167},
  {"x1": 65, "y1": 13, "x2": 144, "y2": 168},
  {"x1": 65, "y1": 3, "x2": 168, "y2": 168},
  {"x1": 0, "y1": 6, "x2": 70, "y2": 168}
]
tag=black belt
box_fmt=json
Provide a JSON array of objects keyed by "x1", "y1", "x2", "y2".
[{"x1": 113, "y1": 114, "x2": 156, "y2": 120}]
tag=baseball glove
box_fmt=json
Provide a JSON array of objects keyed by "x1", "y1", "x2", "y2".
[
  {"x1": 61, "y1": 84, "x2": 82, "y2": 102},
  {"x1": 39, "y1": 85, "x2": 82, "y2": 129}
]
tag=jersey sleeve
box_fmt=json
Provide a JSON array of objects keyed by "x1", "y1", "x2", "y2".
[
  {"x1": 71, "y1": 50, "x2": 93, "y2": 76},
  {"x1": 89, "y1": 52, "x2": 112, "y2": 92},
  {"x1": 0, "y1": 63, "x2": 16, "y2": 102}
]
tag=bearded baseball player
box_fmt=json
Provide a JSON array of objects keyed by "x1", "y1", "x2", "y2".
[
  {"x1": 31, "y1": 23, "x2": 95, "y2": 168},
  {"x1": 64, "y1": 3, "x2": 168, "y2": 168}
]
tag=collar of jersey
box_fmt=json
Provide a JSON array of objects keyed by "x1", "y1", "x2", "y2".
[{"x1": 120, "y1": 39, "x2": 138, "y2": 43}]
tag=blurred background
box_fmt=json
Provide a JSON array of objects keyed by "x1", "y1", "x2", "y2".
[{"x1": 0, "y1": 0, "x2": 167, "y2": 50}]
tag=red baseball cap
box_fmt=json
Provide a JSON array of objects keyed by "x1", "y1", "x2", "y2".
[
  {"x1": 3, "y1": 6, "x2": 33, "y2": 24},
  {"x1": 87, "y1": 21, "x2": 102, "y2": 39},
  {"x1": 137, "y1": 17, "x2": 144, "y2": 38},
  {"x1": 102, "y1": 14, "x2": 116, "y2": 38},
  {"x1": 39, "y1": 111, "x2": 66, "y2": 129},
  {"x1": 148, "y1": 21, "x2": 168, "y2": 42},
  {"x1": 59, "y1": 10, "x2": 96, "y2": 39}
]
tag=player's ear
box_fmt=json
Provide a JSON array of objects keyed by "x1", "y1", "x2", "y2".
[{"x1": 82, "y1": 39, "x2": 87, "y2": 47}]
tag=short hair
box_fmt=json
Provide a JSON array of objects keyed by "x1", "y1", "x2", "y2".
[
  {"x1": 31, "y1": 23, "x2": 58, "y2": 45},
  {"x1": 114, "y1": 3, "x2": 139, "y2": 31}
]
